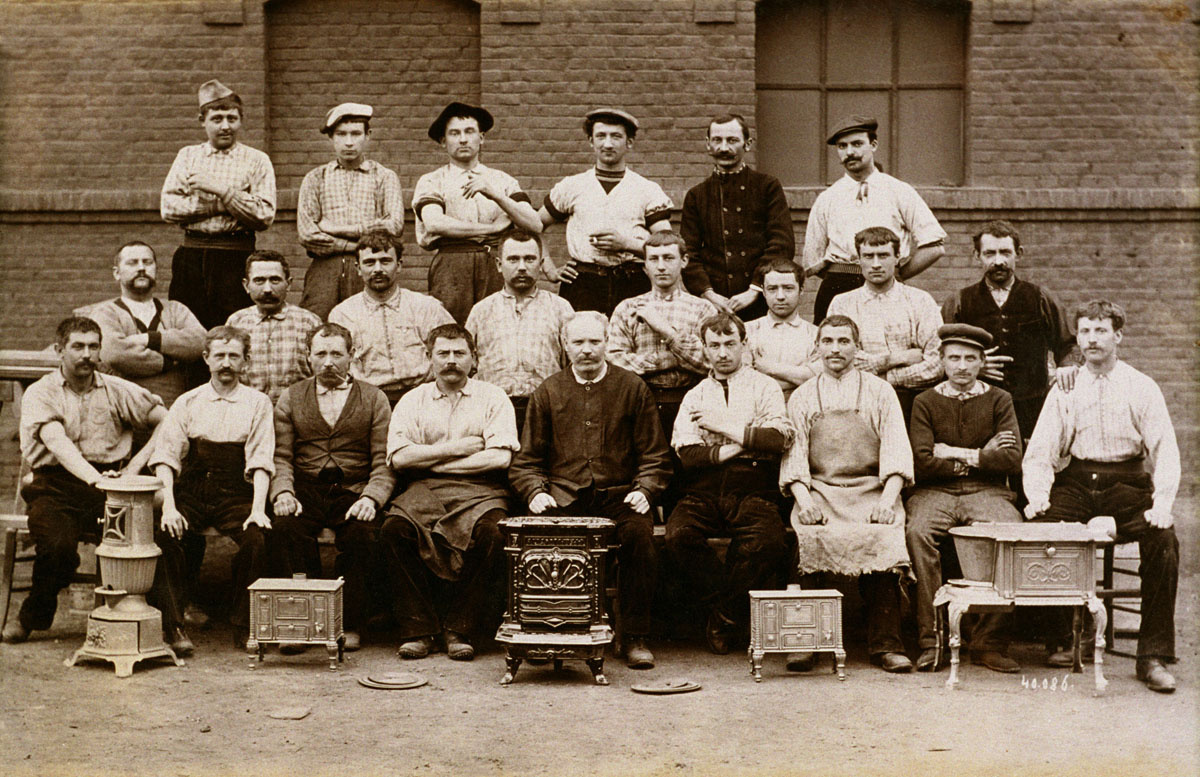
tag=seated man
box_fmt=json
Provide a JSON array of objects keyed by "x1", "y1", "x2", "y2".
[
  {"x1": 75, "y1": 240, "x2": 205, "y2": 406},
  {"x1": 1024, "y1": 299, "x2": 1181, "y2": 693},
  {"x1": 510, "y1": 311, "x2": 672, "y2": 669},
  {"x1": 152, "y1": 326, "x2": 279, "y2": 647},
  {"x1": 780, "y1": 314, "x2": 914, "y2": 673},
  {"x1": 905, "y1": 324, "x2": 1023, "y2": 673},
  {"x1": 666, "y1": 313, "x2": 792, "y2": 654},
  {"x1": 744, "y1": 259, "x2": 820, "y2": 402},
  {"x1": 270, "y1": 323, "x2": 395, "y2": 652},
  {"x1": 4, "y1": 317, "x2": 184, "y2": 652},
  {"x1": 381, "y1": 324, "x2": 518, "y2": 661}
]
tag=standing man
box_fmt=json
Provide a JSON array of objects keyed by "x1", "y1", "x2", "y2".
[
  {"x1": 151, "y1": 326, "x2": 279, "y2": 646},
  {"x1": 226, "y1": 250, "x2": 323, "y2": 403},
  {"x1": 75, "y1": 240, "x2": 206, "y2": 406},
  {"x1": 827, "y1": 226, "x2": 943, "y2": 422},
  {"x1": 510, "y1": 312, "x2": 673, "y2": 669},
  {"x1": 666, "y1": 313, "x2": 792, "y2": 654},
  {"x1": 4, "y1": 317, "x2": 185, "y2": 652},
  {"x1": 942, "y1": 220, "x2": 1080, "y2": 440},
  {"x1": 297, "y1": 103, "x2": 405, "y2": 319},
  {"x1": 465, "y1": 230, "x2": 574, "y2": 430},
  {"x1": 539, "y1": 108, "x2": 675, "y2": 315},
  {"x1": 744, "y1": 259, "x2": 820, "y2": 401},
  {"x1": 905, "y1": 324, "x2": 1023, "y2": 673},
  {"x1": 329, "y1": 231, "x2": 455, "y2": 404},
  {"x1": 680, "y1": 113, "x2": 794, "y2": 322},
  {"x1": 803, "y1": 115, "x2": 945, "y2": 324},
  {"x1": 161, "y1": 79, "x2": 276, "y2": 329},
  {"x1": 381, "y1": 324, "x2": 518, "y2": 661},
  {"x1": 270, "y1": 323, "x2": 395, "y2": 652},
  {"x1": 780, "y1": 315, "x2": 914, "y2": 673},
  {"x1": 1024, "y1": 300, "x2": 1181, "y2": 693},
  {"x1": 413, "y1": 102, "x2": 542, "y2": 324}
]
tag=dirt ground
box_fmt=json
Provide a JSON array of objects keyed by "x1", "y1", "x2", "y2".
[{"x1": 2, "y1": 560, "x2": 1197, "y2": 777}]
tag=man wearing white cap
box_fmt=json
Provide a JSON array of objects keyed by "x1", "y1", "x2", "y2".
[
  {"x1": 161, "y1": 79, "x2": 276, "y2": 330},
  {"x1": 539, "y1": 108, "x2": 675, "y2": 315},
  {"x1": 297, "y1": 103, "x2": 405, "y2": 319},
  {"x1": 413, "y1": 102, "x2": 541, "y2": 325}
]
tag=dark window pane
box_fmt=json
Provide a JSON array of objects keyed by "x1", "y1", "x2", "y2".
[
  {"x1": 826, "y1": 90, "x2": 890, "y2": 184},
  {"x1": 755, "y1": 0, "x2": 822, "y2": 85},
  {"x1": 898, "y1": 89, "x2": 963, "y2": 185},
  {"x1": 898, "y1": 0, "x2": 968, "y2": 84},
  {"x1": 757, "y1": 89, "x2": 822, "y2": 187},
  {"x1": 826, "y1": 0, "x2": 892, "y2": 86}
]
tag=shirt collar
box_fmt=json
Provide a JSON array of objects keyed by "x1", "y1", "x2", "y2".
[
  {"x1": 984, "y1": 275, "x2": 1016, "y2": 293},
  {"x1": 863, "y1": 280, "x2": 901, "y2": 300},
  {"x1": 365, "y1": 287, "x2": 403, "y2": 310},
  {"x1": 200, "y1": 381, "x2": 245, "y2": 403},
  {"x1": 767, "y1": 310, "x2": 805, "y2": 328},
  {"x1": 934, "y1": 380, "x2": 990, "y2": 400},
  {"x1": 433, "y1": 378, "x2": 475, "y2": 399},
  {"x1": 713, "y1": 163, "x2": 747, "y2": 177},
  {"x1": 709, "y1": 364, "x2": 753, "y2": 382},
  {"x1": 203, "y1": 141, "x2": 238, "y2": 156},
  {"x1": 572, "y1": 361, "x2": 608, "y2": 385},
  {"x1": 649, "y1": 286, "x2": 683, "y2": 302},
  {"x1": 57, "y1": 368, "x2": 100, "y2": 393},
  {"x1": 255, "y1": 303, "x2": 290, "y2": 321},
  {"x1": 331, "y1": 158, "x2": 374, "y2": 173},
  {"x1": 315, "y1": 378, "x2": 352, "y2": 395}
]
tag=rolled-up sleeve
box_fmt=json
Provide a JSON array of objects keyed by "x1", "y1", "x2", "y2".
[{"x1": 243, "y1": 393, "x2": 276, "y2": 478}]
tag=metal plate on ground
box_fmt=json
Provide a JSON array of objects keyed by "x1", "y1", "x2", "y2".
[
  {"x1": 358, "y1": 672, "x2": 428, "y2": 690},
  {"x1": 630, "y1": 678, "x2": 701, "y2": 695}
]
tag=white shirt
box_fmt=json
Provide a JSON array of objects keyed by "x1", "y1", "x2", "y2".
[{"x1": 545, "y1": 168, "x2": 673, "y2": 266}]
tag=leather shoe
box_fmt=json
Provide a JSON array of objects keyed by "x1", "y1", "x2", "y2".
[
  {"x1": 971, "y1": 650, "x2": 1019, "y2": 673},
  {"x1": 444, "y1": 631, "x2": 475, "y2": 661},
  {"x1": 2, "y1": 621, "x2": 30, "y2": 644},
  {"x1": 398, "y1": 636, "x2": 435, "y2": 659},
  {"x1": 183, "y1": 605, "x2": 210, "y2": 629},
  {"x1": 705, "y1": 609, "x2": 735, "y2": 655},
  {"x1": 1046, "y1": 649, "x2": 1076, "y2": 668},
  {"x1": 167, "y1": 627, "x2": 194, "y2": 657},
  {"x1": 342, "y1": 631, "x2": 361, "y2": 652},
  {"x1": 915, "y1": 647, "x2": 939, "y2": 672},
  {"x1": 785, "y1": 652, "x2": 815, "y2": 672},
  {"x1": 874, "y1": 652, "x2": 913, "y2": 673},
  {"x1": 1136, "y1": 658, "x2": 1176, "y2": 693},
  {"x1": 625, "y1": 637, "x2": 655, "y2": 669}
]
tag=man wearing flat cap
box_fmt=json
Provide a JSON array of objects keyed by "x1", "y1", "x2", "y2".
[
  {"x1": 539, "y1": 108, "x2": 675, "y2": 315},
  {"x1": 412, "y1": 102, "x2": 542, "y2": 324},
  {"x1": 161, "y1": 79, "x2": 276, "y2": 330},
  {"x1": 904, "y1": 323, "x2": 1023, "y2": 674},
  {"x1": 297, "y1": 103, "x2": 405, "y2": 319},
  {"x1": 803, "y1": 114, "x2": 945, "y2": 323}
]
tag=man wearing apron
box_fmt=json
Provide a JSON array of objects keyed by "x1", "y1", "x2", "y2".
[{"x1": 780, "y1": 314, "x2": 915, "y2": 673}]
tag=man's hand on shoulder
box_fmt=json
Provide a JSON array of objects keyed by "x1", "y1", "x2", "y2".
[
  {"x1": 728, "y1": 289, "x2": 759, "y2": 313},
  {"x1": 703, "y1": 290, "x2": 734, "y2": 315},
  {"x1": 981, "y1": 346, "x2": 1013, "y2": 383},
  {"x1": 1054, "y1": 365, "x2": 1079, "y2": 393}
]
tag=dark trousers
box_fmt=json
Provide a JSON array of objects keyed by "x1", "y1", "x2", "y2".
[
  {"x1": 812, "y1": 270, "x2": 864, "y2": 324},
  {"x1": 300, "y1": 252, "x2": 363, "y2": 320},
  {"x1": 273, "y1": 476, "x2": 382, "y2": 630},
  {"x1": 19, "y1": 468, "x2": 182, "y2": 634},
  {"x1": 429, "y1": 246, "x2": 502, "y2": 325},
  {"x1": 1037, "y1": 460, "x2": 1178, "y2": 660},
  {"x1": 559, "y1": 263, "x2": 651, "y2": 317},
  {"x1": 554, "y1": 488, "x2": 658, "y2": 637},
  {"x1": 381, "y1": 508, "x2": 506, "y2": 641},
  {"x1": 168, "y1": 244, "x2": 254, "y2": 330},
  {"x1": 665, "y1": 475, "x2": 787, "y2": 625}
]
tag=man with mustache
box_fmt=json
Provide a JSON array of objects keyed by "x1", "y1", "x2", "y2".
[
  {"x1": 413, "y1": 102, "x2": 542, "y2": 324},
  {"x1": 904, "y1": 324, "x2": 1023, "y2": 674},
  {"x1": 297, "y1": 103, "x2": 405, "y2": 319},
  {"x1": 269, "y1": 323, "x2": 395, "y2": 652},
  {"x1": 226, "y1": 250, "x2": 322, "y2": 403},
  {"x1": 151, "y1": 326, "x2": 280, "y2": 648},
  {"x1": 329, "y1": 231, "x2": 454, "y2": 404},
  {"x1": 803, "y1": 115, "x2": 945, "y2": 324},
  {"x1": 4, "y1": 317, "x2": 182, "y2": 650},
  {"x1": 511, "y1": 311, "x2": 672, "y2": 668},
  {"x1": 381, "y1": 324, "x2": 518, "y2": 661},
  {"x1": 74, "y1": 240, "x2": 206, "y2": 406},
  {"x1": 466, "y1": 230, "x2": 573, "y2": 430},
  {"x1": 743, "y1": 259, "x2": 820, "y2": 402},
  {"x1": 680, "y1": 113, "x2": 795, "y2": 322},
  {"x1": 161, "y1": 80, "x2": 276, "y2": 330},
  {"x1": 1024, "y1": 300, "x2": 1181, "y2": 693},
  {"x1": 941, "y1": 220, "x2": 1081, "y2": 441}
]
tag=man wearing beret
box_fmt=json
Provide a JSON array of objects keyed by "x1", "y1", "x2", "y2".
[
  {"x1": 904, "y1": 323, "x2": 1023, "y2": 673},
  {"x1": 539, "y1": 108, "x2": 675, "y2": 315},
  {"x1": 413, "y1": 102, "x2": 542, "y2": 325},
  {"x1": 297, "y1": 103, "x2": 405, "y2": 319},
  {"x1": 803, "y1": 114, "x2": 945, "y2": 324},
  {"x1": 161, "y1": 79, "x2": 276, "y2": 330}
]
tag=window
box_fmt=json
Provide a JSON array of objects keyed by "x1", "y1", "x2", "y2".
[{"x1": 755, "y1": 0, "x2": 968, "y2": 187}]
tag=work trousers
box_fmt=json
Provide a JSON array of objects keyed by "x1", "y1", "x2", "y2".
[
  {"x1": 168, "y1": 244, "x2": 254, "y2": 330},
  {"x1": 799, "y1": 571, "x2": 905, "y2": 657},
  {"x1": 558, "y1": 262, "x2": 650, "y2": 317},
  {"x1": 428, "y1": 245, "x2": 502, "y2": 325},
  {"x1": 300, "y1": 252, "x2": 364, "y2": 320}
]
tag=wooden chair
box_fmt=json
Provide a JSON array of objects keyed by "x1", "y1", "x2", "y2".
[{"x1": 1096, "y1": 542, "x2": 1140, "y2": 658}]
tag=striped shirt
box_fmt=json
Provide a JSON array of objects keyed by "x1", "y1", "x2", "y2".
[
  {"x1": 607, "y1": 288, "x2": 718, "y2": 389},
  {"x1": 160, "y1": 141, "x2": 276, "y2": 234},
  {"x1": 1023, "y1": 360, "x2": 1180, "y2": 515},
  {"x1": 827, "y1": 281, "x2": 943, "y2": 388},
  {"x1": 744, "y1": 312, "x2": 820, "y2": 396},
  {"x1": 297, "y1": 159, "x2": 405, "y2": 256},
  {"x1": 412, "y1": 163, "x2": 530, "y2": 249},
  {"x1": 466, "y1": 288, "x2": 574, "y2": 397},
  {"x1": 544, "y1": 168, "x2": 673, "y2": 266},
  {"x1": 226, "y1": 304, "x2": 323, "y2": 403},
  {"x1": 329, "y1": 288, "x2": 454, "y2": 392},
  {"x1": 672, "y1": 366, "x2": 792, "y2": 449}
]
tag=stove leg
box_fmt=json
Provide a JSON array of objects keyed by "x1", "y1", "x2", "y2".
[
  {"x1": 1070, "y1": 605, "x2": 1084, "y2": 673},
  {"x1": 1086, "y1": 596, "x2": 1108, "y2": 695},
  {"x1": 112, "y1": 656, "x2": 135, "y2": 678},
  {"x1": 946, "y1": 601, "x2": 966, "y2": 689},
  {"x1": 327, "y1": 641, "x2": 339, "y2": 671},
  {"x1": 834, "y1": 649, "x2": 846, "y2": 681},
  {"x1": 587, "y1": 656, "x2": 608, "y2": 685},
  {"x1": 501, "y1": 653, "x2": 521, "y2": 685},
  {"x1": 750, "y1": 650, "x2": 764, "y2": 682},
  {"x1": 248, "y1": 639, "x2": 259, "y2": 670}
]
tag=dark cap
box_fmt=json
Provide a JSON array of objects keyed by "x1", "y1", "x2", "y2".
[
  {"x1": 428, "y1": 102, "x2": 494, "y2": 142},
  {"x1": 826, "y1": 114, "x2": 878, "y2": 145},
  {"x1": 938, "y1": 323, "x2": 993, "y2": 352},
  {"x1": 584, "y1": 107, "x2": 639, "y2": 137}
]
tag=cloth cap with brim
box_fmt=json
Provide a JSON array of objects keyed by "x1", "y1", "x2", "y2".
[
  {"x1": 428, "y1": 102, "x2": 494, "y2": 142},
  {"x1": 584, "y1": 108, "x2": 639, "y2": 137},
  {"x1": 938, "y1": 323, "x2": 993, "y2": 351},
  {"x1": 198, "y1": 79, "x2": 236, "y2": 109},
  {"x1": 826, "y1": 114, "x2": 878, "y2": 145},
  {"x1": 323, "y1": 103, "x2": 373, "y2": 134}
]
